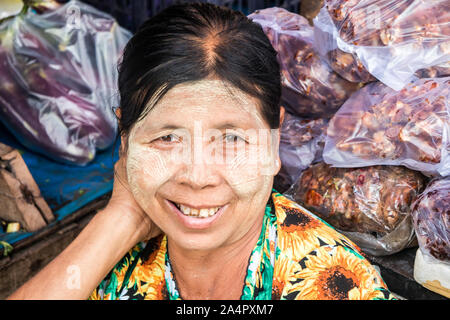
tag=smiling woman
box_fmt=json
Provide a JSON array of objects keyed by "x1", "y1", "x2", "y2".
[{"x1": 8, "y1": 2, "x2": 396, "y2": 300}]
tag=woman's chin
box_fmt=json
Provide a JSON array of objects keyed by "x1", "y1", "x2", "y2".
[{"x1": 166, "y1": 232, "x2": 230, "y2": 252}]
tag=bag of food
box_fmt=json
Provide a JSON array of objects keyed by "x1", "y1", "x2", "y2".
[
  {"x1": 274, "y1": 112, "x2": 327, "y2": 193},
  {"x1": 313, "y1": 0, "x2": 450, "y2": 90},
  {"x1": 249, "y1": 7, "x2": 361, "y2": 119},
  {"x1": 286, "y1": 162, "x2": 427, "y2": 256},
  {"x1": 323, "y1": 77, "x2": 450, "y2": 177},
  {"x1": 415, "y1": 62, "x2": 450, "y2": 79},
  {"x1": 411, "y1": 177, "x2": 450, "y2": 298},
  {"x1": 0, "y1": 0, "x2": 131, "y2": 165}
]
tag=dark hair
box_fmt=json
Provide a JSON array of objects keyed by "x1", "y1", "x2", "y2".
[{"x1": 117, "y1": 2, "x2": 281, "y2": 139}]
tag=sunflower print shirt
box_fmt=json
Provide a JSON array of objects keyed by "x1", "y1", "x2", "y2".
[{"x1": 89, "y1": 190, "x2": 396, "y2": 300}]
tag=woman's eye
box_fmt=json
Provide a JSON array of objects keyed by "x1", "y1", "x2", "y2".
[
  {"x1": 156, "y1": 134, "x2": 180, "y2": 143},
  {"x1": 224, "y1": 134, "x2": 245, "y2": 144}
]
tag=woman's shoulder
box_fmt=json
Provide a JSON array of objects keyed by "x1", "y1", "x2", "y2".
[{"x1": 271, "y1": 192, "x2": 396, "y2": 300}]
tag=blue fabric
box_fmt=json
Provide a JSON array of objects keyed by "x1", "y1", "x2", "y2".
[{"x1": 0, "y1": 120, "x2": 119, "y2": 247}]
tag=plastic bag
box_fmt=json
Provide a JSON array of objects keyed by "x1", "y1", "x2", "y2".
[
  {"x1": 411, "y1": 177, "x2": 450, "y2": 298},
  {"x1": 415, "y1": 62, "x2": 450, "y2": 79},
  {"x1": 411, "y1": 177, "x2": 449, "y2": 263},
  {"x1": 313, "y1": 0, "x2": 450, "y2": 90},
  {"x1": 274, "y1": 112, "x2": 327, "y2": 192},
  {"x1": 248, "y1": 7, "x2": 361, "y2": 119},
  {"x1": 0, "y1": 0, "x2": 131, "y2": 165},
  {"x1": 286, "y1": 162, "x2": 427, "y2": 256},
  {"x1": 323, "y1": 77, "x2": 450, "y2": 177}
]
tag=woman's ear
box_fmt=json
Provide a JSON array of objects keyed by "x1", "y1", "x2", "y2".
[
  {"x1": 273, "y1": 106, "x2": 285, "y2": 176},
  {"x1": 119, "y1": 134, "x2": 128, "y2": 159},
  {"x1": 114, "y1": 106, "x2": 121, "y2": 119},
  {"x1": 114, "y1": 107, "x2": 127, "y2": 158},
  {"x1": 279, "y1": 106, "x2": 285, "y2": 127}
]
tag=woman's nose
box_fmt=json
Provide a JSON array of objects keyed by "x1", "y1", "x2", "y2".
[{"x1": 174, "y1": 142, "x2": 222, "y2": 190}]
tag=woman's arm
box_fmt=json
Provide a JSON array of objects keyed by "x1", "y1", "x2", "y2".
[
  {"x1": 7, "y1": 158, "x2": 158, "y2": 300},
  {"x1": 7, "y1": 206, "x2": 146, "y2": 300}
]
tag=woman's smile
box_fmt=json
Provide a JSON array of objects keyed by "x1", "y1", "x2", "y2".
[{"x1": 165, "y1": 198, "x2": 229, "y2": 229}]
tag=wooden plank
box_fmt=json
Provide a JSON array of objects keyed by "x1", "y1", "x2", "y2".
[
  {"x1": 0, "y1": 143, "x2": 54, "y2": 231},
  {"x1": 0, "y1": 193, "x2": 110, "y2": 259},
  {"x1": 0, "y1": 197, "x2": 106, "y2": 299}
]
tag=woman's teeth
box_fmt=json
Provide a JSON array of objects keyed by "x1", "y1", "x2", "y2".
[{"x1": 177, "y1": 203, "x2": 220, "y2": 218}]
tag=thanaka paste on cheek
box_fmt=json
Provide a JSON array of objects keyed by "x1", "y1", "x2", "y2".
[{"x1": 126, "y1": 123, "x2": 173, "y2": 213}]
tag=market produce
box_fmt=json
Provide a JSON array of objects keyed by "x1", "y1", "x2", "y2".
[
  {"x1": 323, "y1": 77, "x2": 450, "y2": 177},
  {"x1": 411, "y1": 177, "x2": 450, "y2": 298},
  {"x1": 249, "y1": 7, "x2": 361, "y2": 119},
  {"x1": 0, "y1": 0, "x2": 131, "y2": 165},
  {"x1": 274, "y1": 112, "x2": 327, "y2": 192},
  {"x1": 411, "y1": 178, "x2": 449, "y2": 262},
  {"x1": 415, "y1": 63, "x2": 450, "y2": 79},
  {"x1": 313, "y1": 0, "x2": 450, "y2": 90},
  {"x1": 287, "y1": 162, "x2": 427, "y2": 255}
]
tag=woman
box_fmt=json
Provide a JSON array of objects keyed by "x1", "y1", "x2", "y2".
[{"x1": 9, "y1": 3, "x2": 396, "y2": 300}]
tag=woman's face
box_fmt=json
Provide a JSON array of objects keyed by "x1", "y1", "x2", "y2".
[{"x1": 125, "y1": 79, "x2": 281, "y2": 251}]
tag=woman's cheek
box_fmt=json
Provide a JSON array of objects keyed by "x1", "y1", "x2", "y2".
[
  {"x1": 126, "y1": 145, "x2": 173, "y2": 211},
  {"x1": 223, "y1": 145, "x2": 277, "y2": 198}
]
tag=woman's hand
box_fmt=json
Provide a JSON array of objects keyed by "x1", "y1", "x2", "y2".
[{"x1": 107, "y1": 154, "x2": 161, "y2": 242}]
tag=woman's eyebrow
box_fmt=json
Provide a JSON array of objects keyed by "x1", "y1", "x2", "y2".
[
  {"x1": 142, "y1": 123, "x2": 183, "y2": 132},
  {"x1": 158, "y1": 124, "x2": 182, "y2": 131},
  {"x1": 215, "y1": 123, "x2": 240, "y2": 130},
  {"x1": 215, "y1": 122, "x2": 251, "y2": 131},
  {"x1": 147, "y1": 121, "x2": 251, "y2": 132}
]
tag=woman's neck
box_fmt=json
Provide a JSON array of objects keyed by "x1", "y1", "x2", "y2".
[{"x1": 166, "y1": 213, "x2": 264, "y2": 300}]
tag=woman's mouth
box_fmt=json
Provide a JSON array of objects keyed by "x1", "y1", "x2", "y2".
[
  {"x1": 166, "y1": 199, "x2": 227, "y2": 229},
  {"x1": 175, "y1": 203, "x2": 221, "y2": 218}
]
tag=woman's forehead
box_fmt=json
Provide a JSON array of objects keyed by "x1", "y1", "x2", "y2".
[{"x1": 134, "y1": 79, "x2": 268, "y2": 132}]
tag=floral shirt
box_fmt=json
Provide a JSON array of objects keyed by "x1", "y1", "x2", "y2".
[{"x1": 89, "y1": 190, "x2": 396, "y2": 300}]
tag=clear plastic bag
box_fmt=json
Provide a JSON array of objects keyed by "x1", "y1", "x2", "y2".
[
  {"x1": 249, "y1": 7, "x2": 361, "y2": 119},
  {"x1": 415, "y1": 62, "x2": 450, "y2": 79},
  {"x1": 274, "y1": 112, "x2": 327, "y2": 192},
  {"x1": 313, "y1": 0, "x2": 450, "y2": 90},
  {"x1": 0, "y1": 0, "x2": 131, "y2": 165},
  {"x1": 411, "y1": 177, "x2": 450, "y2": 264},
  {"x1": 323, "y1": 77, "x2": 450, "y2": 177},
  {"x1": 286, "y1": 162, "x2": 427, "y2": 256},
  {"x1": 411, "y1": 177, "x2": 450, "y2": 297}
]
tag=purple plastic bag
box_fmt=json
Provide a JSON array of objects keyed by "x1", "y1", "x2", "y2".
[{"x1": 0, "y1": 1, "x2": 131, "y2": 165}]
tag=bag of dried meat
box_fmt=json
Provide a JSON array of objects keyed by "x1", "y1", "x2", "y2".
[
  {"x1": 411, "y1": 177, "x2": 450, "y2": 298},
  {"x1": 0, "y1": 0, "x2": 131, "y2": 165},
  {"x1": 286, "y1": 162, "x2": 427, "y2": 256},
  {"x1": 313, "y1": 0, "x2": 450, "y2": 90},
  {"x1": 323, "y1": 77, "x2": 450, "y2": 177},
  {"x1": 248, "y1": 7, "x2": 361, "y2": 119},
  {"x1": 274, "y1": 112, "x2": 327, "y2": 193}
]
